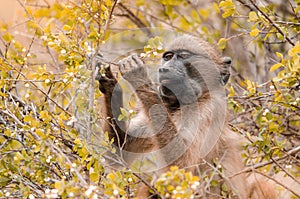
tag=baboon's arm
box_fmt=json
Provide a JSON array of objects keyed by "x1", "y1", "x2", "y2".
[
  {"x1": 97, "y1": 62, "x2": 127, "y2": 148},
  {"x1": 118, "y1": 55, "x2": 180, "y2": 150}
]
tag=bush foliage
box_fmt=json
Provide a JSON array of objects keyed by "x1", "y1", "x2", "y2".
[{"x1": 0, "y1": 0, "x2": 299, "y2": 198}]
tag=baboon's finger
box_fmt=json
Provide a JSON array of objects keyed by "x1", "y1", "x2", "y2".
[
  {"x1": 132, "y1": 54, "x2": 144, "y2": 67},
  {"x1": 118, "y1": 59, "x2": 126, "y2": 73},
  {"x1": 103, "y1": 65, "x2": 114, "y2": 79},
  {"x1": 128, "y1": 55, "x2": 138, "y2": 69}
]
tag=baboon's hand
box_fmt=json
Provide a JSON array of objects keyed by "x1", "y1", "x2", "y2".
[
  {"x1": 96, "y1": 63, "x2": 117, "y2": 95},
  {"x1": 118, "y1": 54, "x2": 149, "y2": 87}
]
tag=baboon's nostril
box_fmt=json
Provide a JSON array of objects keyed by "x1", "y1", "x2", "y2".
[{"x1": 159, "y1": 68, "x2": 169, "y2": 73}]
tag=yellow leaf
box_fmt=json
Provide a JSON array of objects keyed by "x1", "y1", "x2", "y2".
[
  {"x1": 219, "y1": 0, "x2": 236, "y2": 18},
  {"x1": 213, "y1": 2, "x2": 221, "y2": 14},
  {"x1": 192, "y1": 176, "x2": 200, "y2": 181},
  {"x1": 167, "y1": 185, "x2": 175, "y2": 191},
  {"x1": 24, "y1": 115, "x2": 34, "y2": 123},
  {"x1": 288, "y1": 41, "x2": 300, "y2": 57},
  {"x1": 107, "y1": 173, "x2": 115, "y2": 181},
  {"x1": 191, "y1": 10, "x2": 201, "y2": 23},
  {"x1": 218, "y1": 38, "x2": 227, "y2": 50},
  {"x1": 100, "y1": 4, "x2": 107, "y2": 11},
  {"x1": 35, "y1": 129, "x2": 47, "y2": 139},
  {"x1": 2, "y1": 33, "x2": 13, "y2": 42},
  {"x1": 55, "y1": 181, "x2": 64, "y2": 192},
  {"x1": 14, "y1": 152, "x2": 24, "y2": 161},
  {"x1": 9, "y1": 140, "x2": 22, "y2": 150},
  {"x1": 74, "y1": 138, "x2": 81, "y2": 144},
  {"x1": 250, "y1": 28, "x2": 260, "y2": 37},
  {"x1": 270, "y1": 63, "x2": 283, "y2": 72},
  {"x1": 47, "y1": 41, "x2": 56, "y2": 47},
  {"x1": 275, "y1": 52, "x2": 283, "y2": 60},
  {"x1": 245, "y1": 79, "x2": 256, "y2": 94},
  {"x1": 228, "y1": 86, "x2": 235, "y2": 97},
  {"x1": 40, "y1": 110, "x2": 52, "y2": 123},
  {"x1": 34, "y1": 8, "x2": 50, "y2": 18},
  {"x1": 199, "y1": 8, "x2": 209, "y2": 20},
  {"x1": 248, "y1": 11, "x2": 259, "y2": 22},
  {"x1": 136, "y1": 0, "x2": 144, "y2": 6},
  {"x1": 4, "y1": 129, "x2": 11, "y2": 136},
  {"x1": 62, "y1": 24, "x2": 72, "y2": 32},
  {"x1": 33, "y1": 144, "x2": 41, "y2": 153},
  {"x1": 170, "y1": 166, "x2": 179, "y2": 171},
  {"x1": 90, "y1": 172, "x2": 99, "y2": 183},
  {"x1": 276, "y1": 33, "x2": 284, "y2": 41}
]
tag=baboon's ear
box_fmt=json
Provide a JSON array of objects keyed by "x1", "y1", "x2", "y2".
[
  {"x1": 220, "y1": 57, "x2": 231, "y2": 86},
  {"x1": 222, "y1": 56, "x2": 231, "y2": 65}
]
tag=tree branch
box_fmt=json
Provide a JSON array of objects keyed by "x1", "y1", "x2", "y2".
[{"x1": 249, "y1": 0, "x2": 295, "y2": 46}]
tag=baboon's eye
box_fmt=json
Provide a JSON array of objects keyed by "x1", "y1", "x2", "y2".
[
  {"x1": 163, "y1": 52, "x2": 174, "y2": 61},
  {"x1": 178, "y1": 52, "x2": 191, "y2": 59}
]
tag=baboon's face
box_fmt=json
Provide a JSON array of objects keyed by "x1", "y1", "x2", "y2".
[
  {"x1": 159, "y1": 50, "x2": 194, "y2": 83},
  {"x1": 158, "y1": 49, "x2": 205, "y2": 105},
  {"x1": 157, "y1": 36, "x2": 231, "y2": 106}
]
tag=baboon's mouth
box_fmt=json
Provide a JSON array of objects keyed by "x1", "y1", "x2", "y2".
[
  {"x1": 159, "y1": 77, "x2": 181, "y2": 85},
  {"x1": 160, "y1": 85, "x2": 175, "y2": 97},
  {"x1": 161, "y1": 79, "x2": 171, "y2": 84},
  {"x1": 159, "y1": 76, "x2": 171, "y2": 84}
]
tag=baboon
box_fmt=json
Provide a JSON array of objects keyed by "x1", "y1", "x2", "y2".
[{"x1": 97, "y1": 35, "x2": 275, "y2": 198}]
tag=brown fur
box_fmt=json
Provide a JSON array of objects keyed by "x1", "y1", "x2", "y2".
[
  {"x1": 247, "y1": 172, "x2": 279, "y2": 199},
  {"x1": 97, "y1": 35, "x2": 275, "y2": 198}
]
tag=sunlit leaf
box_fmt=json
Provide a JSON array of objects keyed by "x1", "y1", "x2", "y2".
[
  {"x1": 218, "y1": 38, "x2": 227, "y2": 50},
  {"x1": 270, "y1": 63, "x2": 283, "y2": 72},
  {"x1": 248, "y1": 11, "x2": 259, "y2": 22},
  {"x1": 219, "y1": 0, "x2": 236, "y2": 18},
  {"x1": 250, "y1": 28, "x2": 260, "y2": 37}
]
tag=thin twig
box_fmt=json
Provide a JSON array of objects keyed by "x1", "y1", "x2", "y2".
[
  {"x1": 249, "y1": 0, "x2": 295, "y2": 46},
  {"x1": 254, "y1": 170, "x2": 300, "y2": 198},
  {"x1": 102, "y1": 0, "x2": 119, "y2": 40},
  {"x1": 229, "y1": 145, "x2": 300, "y2": 178},
  {"x1": 124, "y1": 6, "x2": 195, "y2": 35},
  {"x1": 118, "y1": 3, "x2": 152, "y2": 37},
  {"x1": 16, "y1": 0, "x2": 34, "y2": 20},
  {"x1": 274, "y1": 21, "x2": 300, "y2": 26},
  {"x1": 4, "y1": 60, "x2": 71, "y2": 116},
  {"x1": 271, "y1": 157, "x2": 300, "y2": 185}
]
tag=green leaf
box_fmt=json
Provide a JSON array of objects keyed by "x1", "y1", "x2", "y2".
[
  {"x1": 276, "y1": 33, "x2": 284, "y2": 41},
  {"x1": 120, "y1": 107, "x2": 127, "y2": 116},
  {"x1": 0, "y1": 176, "x2": 11, "y2": 187},
  {"x1": 9, "y1": 140, "x2": 22, "y2": 150},
  {"x1": 211, "y1": 180, "x2": 219, "y2": 187},
  {"x1": 118, "y1": 114, "x2": 125, "y2": 121},
  {"x1": 221, "y1": 183, "x2": 228, "y2": 191}
]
